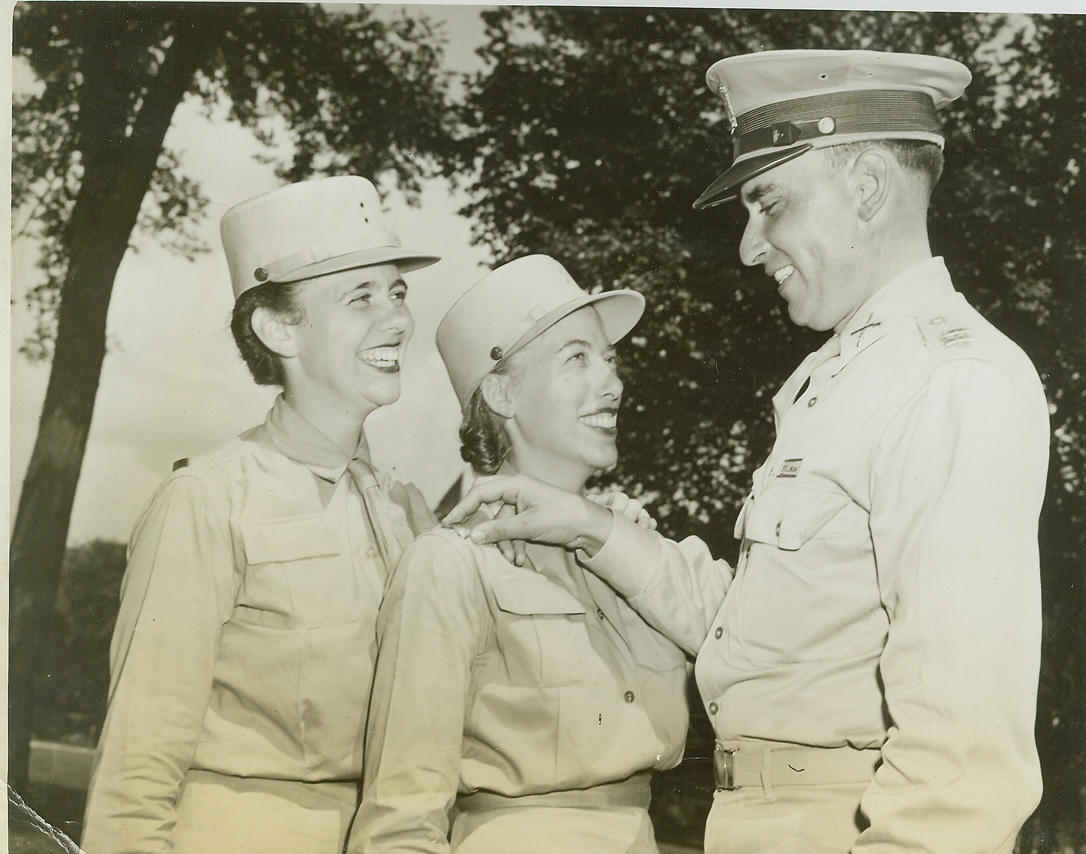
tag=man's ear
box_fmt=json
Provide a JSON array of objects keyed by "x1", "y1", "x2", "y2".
[
  {"x1": 480, "y1": 372, "x2": 516, "y2": 419},
  {"x1": 251, "y1": 306, "x2": 301, "y2": 359},
  {"x1": 852, "y1": 147, "x2": 892, "y2": 222}
]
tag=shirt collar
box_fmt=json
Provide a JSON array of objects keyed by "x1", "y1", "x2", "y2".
[
  {"x1": 261, "y1": 394, "x2": 372, "y2": 483},
  {"x1": 835, "y1": 256, "x2": 955, "y2": 367}
]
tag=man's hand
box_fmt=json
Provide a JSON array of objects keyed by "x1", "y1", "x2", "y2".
[
  {"x1": 443, "y1": 474, "x2": 616, "y2": 561},
  {"x1": 588, "y1": 492, "x2": 657, "y2": 531}
]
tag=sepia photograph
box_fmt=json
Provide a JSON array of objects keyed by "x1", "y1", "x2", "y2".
[{"x1": 7, "y1": 2, "x2": 1085, "y2": 852}]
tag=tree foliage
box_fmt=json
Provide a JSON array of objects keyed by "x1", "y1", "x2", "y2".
[
  {"x1": 12, "y1": 1, "x2": 453, "y2": 357},
  {"x1": 452, "y1": 9, "x2": 1084, "y2": 850}
]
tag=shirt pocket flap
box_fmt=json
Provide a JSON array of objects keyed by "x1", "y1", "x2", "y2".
[
  {"x1": 742, "y1": 485, "x2": 851, "y2": 551},
  {"x1": 490, "y1": 573, "x2": 587, "y2": 616},
  {"x1": 241, "y1": 515, "x2": 341, "y2": 565}
]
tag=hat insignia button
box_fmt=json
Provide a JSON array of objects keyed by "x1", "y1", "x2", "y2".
[
  {"x1": 818, "y1": 116, "x2": 836, "y2": 135},
  {"x1": 254, "y1": 267, "x2": 269, "y2": 282},
  {"x1": 490, "y1": 346, "x2": 503, "y2": 361}
]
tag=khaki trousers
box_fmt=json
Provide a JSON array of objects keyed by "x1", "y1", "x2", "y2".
[
  {"x1": 452, "y1": 806, "x2": 659, "y2": 854},
  {"x1": 172, "y1": 770, "x2": 358, "y2": 854},
  {"x1": 703, "y1": 780, "x2": 869, "y2": 854}
]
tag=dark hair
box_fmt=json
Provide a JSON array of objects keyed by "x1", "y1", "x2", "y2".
[
  {"x1": 230, "y1": 282, "x2": 305, "y2": 386},
  {"x1": 457, "y1": 354, "x2": 524, "y2": 475},
  {"x1": 825, "y1": 139, "x2": 945, "y2": 200}
]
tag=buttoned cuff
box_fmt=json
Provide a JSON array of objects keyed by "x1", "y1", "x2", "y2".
[{"x1": 578, "y1": 510, "x2": 665, "y2": 599}]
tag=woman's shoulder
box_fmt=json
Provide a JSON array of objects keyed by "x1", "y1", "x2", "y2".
[
  {"x1": 401, "y1": 525, "x2": 486, "y2": 567},
  {"x1": 384, "y1": 526, "x2": 497, "y2": 617},
  {"x1": 133, "y1": 428, "x2": 278, "y2": 526}
]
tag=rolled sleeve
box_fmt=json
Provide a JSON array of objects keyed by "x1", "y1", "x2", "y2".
[
  {"x1": 82, "y1": 474, "x2": 238, "y2": 854},
  {"x1": 857, "y1": 359, "x2": 1048, "y2": 852}
]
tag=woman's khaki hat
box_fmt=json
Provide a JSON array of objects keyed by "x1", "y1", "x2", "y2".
[
  {"x1": 220, "y1": 175, "x2": 440, "y2": 298},
  {"x1": 694, "y1": 49, "x2": 971, "y2": 209},
  {"x1": 436, "y1": 255, "x2": 645, "y2": 408}
]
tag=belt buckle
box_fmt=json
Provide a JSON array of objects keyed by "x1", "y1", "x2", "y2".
[{"x1": 713, "y1": 743, "x2": 740, "y2": 792}]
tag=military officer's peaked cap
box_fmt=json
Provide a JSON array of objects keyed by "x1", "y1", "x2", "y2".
[
  {"x1": 221, "y1": 175, "x2": 440, "y2": 298},
  {"x1": 437, "y1": 255, "x2": 645, "y2": 408},
  {"x1": 693, "y1": 49, "x2": 971, "y2": 209}
]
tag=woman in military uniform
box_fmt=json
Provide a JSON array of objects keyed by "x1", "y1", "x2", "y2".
[
  {"x1": 351, "y1": 255, "x2": 690, "y2": 854},
  {"x1": 81, "y1": 176, "x2": 439, "y2": 854}
]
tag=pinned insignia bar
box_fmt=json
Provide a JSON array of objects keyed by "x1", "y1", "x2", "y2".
[{"x1": 941, "y1": 328, "x2": 973, "y2": 347}]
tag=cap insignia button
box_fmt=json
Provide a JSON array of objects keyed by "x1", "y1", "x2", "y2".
[
  {"x1": 254, "y1": 267, "x2": 269, "y2": 282},
  {"x1": 490, "y1": 346, "x2": 503, "y2": 361},
  {"x1": 818, "y1": 116, "x2": 836, "y2": 135}
]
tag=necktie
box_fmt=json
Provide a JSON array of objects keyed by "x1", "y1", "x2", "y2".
[
  {"x1": 793, "y1": 333, "x2": 842, "y2": 403},
  {"x1": 347, "y1": 458, "x2": 417, "y2": 576}
]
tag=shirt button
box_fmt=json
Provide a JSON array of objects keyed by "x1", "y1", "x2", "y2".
[
  {"x1": 624, "y1": 690, "x2": 636, "y2": 704},
  {"x1": 775, "y1": 522, "x2": 781, "y2": 537},
  {"x1": 715, "y1": 626, "x2": 723, "y2": 640},
  {"x1": 709, "y1": 702, "x2": 719, "y2": 715},
  {"x1": 807, "y1": 396, "x2": 818, "y2": 407},
  {"x1": 367, "y1": 546, "x2": 378, "y2": 557},
  {"x1": 597, "y1": 608, "x2": 606, "y2": 620}
]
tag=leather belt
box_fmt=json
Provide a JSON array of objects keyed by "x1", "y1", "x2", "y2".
[
  {"x1": 457, "y1": 772, "x2": 652, "y2": 813},
  {"x1": 714, "y1": 741, "x2": 880, "y2": 791}
]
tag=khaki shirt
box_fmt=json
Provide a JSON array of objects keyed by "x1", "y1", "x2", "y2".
[
  {"x1": 82, "y1": 397, "x2": 434, "y2": 854},
  {"x1": 352, "y1": 525, "x2": 691, "y2": 854},
  {"x1": 585, "y1": 258, "x2": 1049, "y2": 852}
]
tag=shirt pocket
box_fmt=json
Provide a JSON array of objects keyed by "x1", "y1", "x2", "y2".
[
  {"x1": 732, "y1": 483, "x2": 880, "y2": 665},
  {"x1": 739, "y1": 482, "x2": 852, "y2": 550},
  {"x1": 239, "y1": 515, "x2": 354, "y2": 628},
  {"x1": 490, "y1": 574, "x2": 593, "y2": 688}
]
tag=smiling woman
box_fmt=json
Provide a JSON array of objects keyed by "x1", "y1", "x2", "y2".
[
  {"x1": 351, "y1": 256, "x2": 691, "y2": 854},
  {"x1": 80, "y1": 175, "x2": 441, "y2": 854},
  {"x1": 269, "y1": 264, "x2": 416, "y2": 422}
]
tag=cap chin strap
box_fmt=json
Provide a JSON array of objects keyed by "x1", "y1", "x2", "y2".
[{"x1": 733, "y1": 89, "x2": 941, "y2": 159}]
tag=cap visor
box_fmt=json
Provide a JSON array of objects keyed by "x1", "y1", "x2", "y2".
[{"x1": 693, "y1": 144, "x2": 813, "y2": 209}]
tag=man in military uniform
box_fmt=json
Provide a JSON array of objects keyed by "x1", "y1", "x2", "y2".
[{"x1": 444, "y1": 49, "x2": 1049, "y2": 853}]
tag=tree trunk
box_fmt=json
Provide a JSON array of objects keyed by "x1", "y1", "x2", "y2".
[{"x1": 8, "y1": 16, "x2": 216, "y2": 793}]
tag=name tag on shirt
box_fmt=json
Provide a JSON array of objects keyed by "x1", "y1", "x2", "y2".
[{"x1": 778, "y1": 459, "x2": 803, "y2": 478}]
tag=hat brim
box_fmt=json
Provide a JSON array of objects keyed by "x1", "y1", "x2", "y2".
[
  {"x1": 277, "y1": 247, "x2": 440, "y2": 283},
  {"x1": 693, "y1": 144, "x2": 813, "y2": 210},
  {"x1": 504, "y1": 289, "x2": 646, "y2": 362}
]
